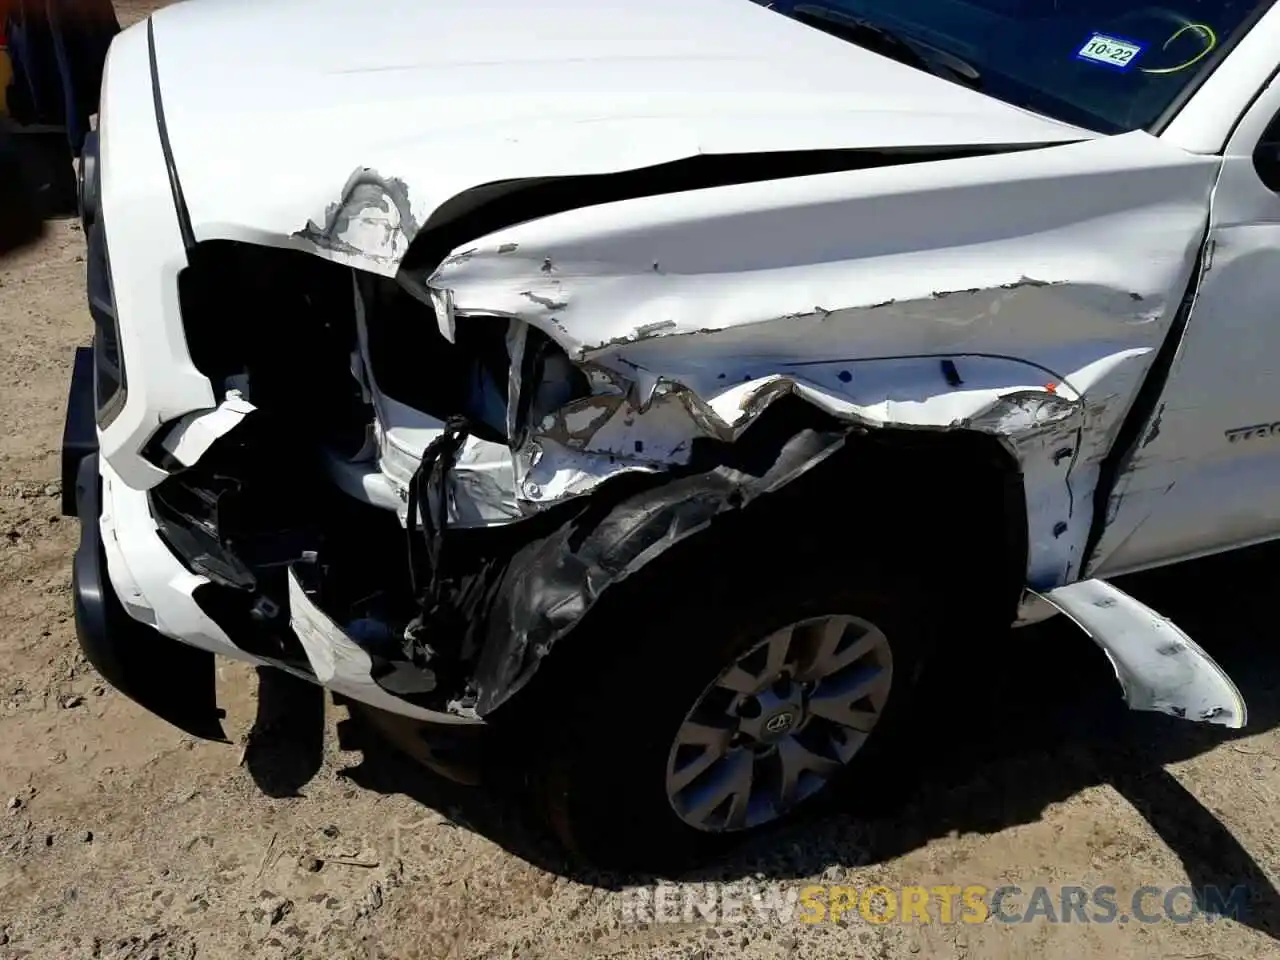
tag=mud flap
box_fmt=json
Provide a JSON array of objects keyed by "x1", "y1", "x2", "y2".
[
  {"x1": 71, "y1": 454, "x2": 228, "y2": 742},
  {"x1": 1037, "y1": 579, "x2": 1246, "y2": 728}
]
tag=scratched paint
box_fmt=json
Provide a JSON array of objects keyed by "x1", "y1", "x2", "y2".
[{"x1": 293, "y1": 167, "x2": 419, "y2": 268}]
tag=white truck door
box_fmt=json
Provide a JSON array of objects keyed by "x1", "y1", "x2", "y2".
[{"x1": 1089, "y1": 82, "x2": 1280, "y2": 577}]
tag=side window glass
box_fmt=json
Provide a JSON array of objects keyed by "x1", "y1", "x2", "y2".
[{"x1": 1254, "y1": 111, "x2": 1280, "y2": 192}]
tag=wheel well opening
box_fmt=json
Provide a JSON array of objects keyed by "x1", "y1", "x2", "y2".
[{"x1": 490, "y1": 416, "x2": 1029, "y2": 719}]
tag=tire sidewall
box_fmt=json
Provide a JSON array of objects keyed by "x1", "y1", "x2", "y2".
[{"x1": 535, "y1": 565, "x2": 936, "y2": 871}]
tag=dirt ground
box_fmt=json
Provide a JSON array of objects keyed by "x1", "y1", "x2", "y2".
[{"x1": 3, "y1": 4, "x2": 1280, "y2": 959}]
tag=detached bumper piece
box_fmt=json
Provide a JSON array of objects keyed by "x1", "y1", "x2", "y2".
[
  {"x1": 1039, "y1": 579, "x2": 1246, "y2": 728},
  {"x1": 64, "y1": 352, "x2": 227, "y2": 741}
]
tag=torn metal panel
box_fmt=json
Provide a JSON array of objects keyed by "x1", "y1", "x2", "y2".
[
  {"x1": 1038, "y1": 579, "x2": 1246, "y2": 728},
  {"x1": 346, "y1": 272, "x2": 520, "y2": 527},
  {"x1": 372, "y1": 402, "x2": 519, "y2": 525},
  {"x1": 291, "y1": 167, "x2": 419, "y2": 270},
  {"x1": 324, "y1": 435, "x2": 519, "y2": 527},
  {"x1": 324, "y1": 404, "x2": 520, "y2": 527},
  {"x1": 159, "y1": 391, "x2": 256, "y2": 467},
  {"x1": 964, "y1": 390, "x2": 1084, "y2": 587},
  {"x1": 287, "y1": 566, "x2": 481, "y2": 726},
  {"x1": 504, "y1": 349, "x2": 1153, "y2": 587}
]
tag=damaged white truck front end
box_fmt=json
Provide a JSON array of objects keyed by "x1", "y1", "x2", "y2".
[{"x1": 64, "y1": 0, "x2": 1279, "y2": 867}]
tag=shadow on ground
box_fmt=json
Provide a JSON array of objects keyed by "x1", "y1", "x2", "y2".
[
  {"x1": 251, "y1": 541, "x2": 1280, "y2": 940},
  {"x1": 244, "y1": 666, "x2": 327, "y2": 798}
]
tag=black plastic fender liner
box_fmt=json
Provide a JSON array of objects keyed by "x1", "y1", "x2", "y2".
[
  {"x1": 71, "y1": 454, "x2": 228, "y2": 742},
  {"x1": 469, "y1": 420, "x2": 851, "y2": 716}
]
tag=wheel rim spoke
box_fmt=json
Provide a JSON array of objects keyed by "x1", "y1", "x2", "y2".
[
  {"x1": 761, "y1": 626, "x2": 793, "y2": 682},
  {"x1": 775, "y1": 736, "x2": 841, "y2": 809},
  {"x1": 809, "y1": 663, "x2": 891, "y2": 730},
  {"x1": 796, "y1": 620, "x2": 882, "y2": 682},
  {"x1": 808, "y1": 698, "x2": 881, "y2": 732},
  {"x1": 718, "y1": 626, "x2": 796, "y2": 694},
  {"x1": 666, "y1": 613, "x2": 893, "y2": 833},
  {"x1": 717, "y1": 663, "x2": 764, "y2": 694},
  {"x1": 669, "y1": 746, "x2": 726, "y2": 793},
  {"x1": 828, "y1": 724, "x2": 871, "y2": 762},
  {"x1": 681, "y1": 749, "x2": 755, "y2": 829},
  {"x1": 676, "y1": 719, "x2": 734, "y2": 749},
  {"x1": 668, "y1": 720, "x2": 734, "y2": 792}
]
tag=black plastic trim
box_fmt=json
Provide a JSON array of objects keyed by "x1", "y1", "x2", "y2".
[
  {"x1": 87, "y1": 214, "x2": 128, "y2": 429},
  {"x1": 146, "y1": 17, "x2": 194, "y2": 250},
  {"x1": 70, "y1": 453, "x2": 227, "y2": 742},
  {"x1": 61, "y1": 347, "x2": 98, "y2": 518}
]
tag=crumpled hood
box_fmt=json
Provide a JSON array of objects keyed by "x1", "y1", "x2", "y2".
[{"x1": 147, "y1": 0, "x2": 1090, "y2": 274}]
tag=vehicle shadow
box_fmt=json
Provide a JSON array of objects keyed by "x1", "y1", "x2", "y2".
[
  {"x1": 243, "y1": 666, "x2": 327, "y2": 798},
  {"x1": 298, "y1": 542, "x2": 1280, "y2": 939}
]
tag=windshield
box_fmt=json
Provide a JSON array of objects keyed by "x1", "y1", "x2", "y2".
[{"x1": 764, "y1": 0, "x2": 1275, "y2": 133}]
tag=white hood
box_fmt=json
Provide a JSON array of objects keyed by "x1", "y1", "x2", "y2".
[{"x1": 147, "y1": 0, "x2": 1090, "y2": 271}]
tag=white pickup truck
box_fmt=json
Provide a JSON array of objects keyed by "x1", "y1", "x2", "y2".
[{"x1": 62, "y1": 0, "x2": 1279, "y2": 868}]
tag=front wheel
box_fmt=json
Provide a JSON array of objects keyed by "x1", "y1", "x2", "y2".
[
  {"x1": 530, "y1": 567, "x2": 936, "y2": 872},
  {"x1": 665, "y1": 611, "x2": 894, "y2": 835}
]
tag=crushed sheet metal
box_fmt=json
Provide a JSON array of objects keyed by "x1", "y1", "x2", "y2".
[
  {"x1": 447, "y1": 437, "x2": 522, "y2": 524},
  {"x1": 160, "y1": 392, "x2": 257, "y2": 467},
  {"x1": 349, "y1": 271, "x2": 520, "y2": 526},
  {"x1": 416, "y1": 133, "x2": 1210, "y2": 584},
  {"x1": 429, "y1": 132, "x2": 1211, "y2": 361},
  {"x1": 376, "y1": 415, "x2": 521, "y2": 526},
  {"x1": 1038, "y1": 579, "x2": 1246, "y2": 728},
  {"x1": 286, "y1": 567, "x2": 480, "y2": 726},
  {"x1": 518, "y1": 358, "x2": 1086, "y2": 476},
  {"x1": 512, "y1": 350, "x2": 1150, "y2": 585}
]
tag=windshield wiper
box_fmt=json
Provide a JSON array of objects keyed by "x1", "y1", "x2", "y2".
[{"x1": 790, "y1": 4, "x2": 982, "y2": 90}]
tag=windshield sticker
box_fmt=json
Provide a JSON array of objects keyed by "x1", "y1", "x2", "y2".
[{"x1": 1077, "y1": 33, "x2": 1144, "y2": 70}]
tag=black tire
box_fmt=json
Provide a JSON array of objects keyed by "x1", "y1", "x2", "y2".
[
  {"x1": 345, "y1": 699, "x2": 487, "y2": 787},
  {"x1": 10, "y1": 129, "x2": 79, "y2": 218},
  {"x1": 529, "y1": 557, "x2": 940, "y2": 873},
  {"x1": 0, "y1": 121, "x2": 46, "y2": 254}
]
